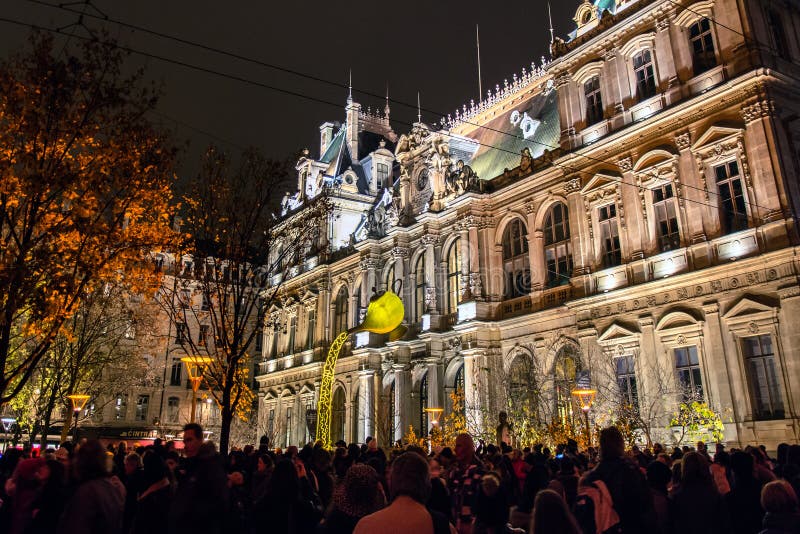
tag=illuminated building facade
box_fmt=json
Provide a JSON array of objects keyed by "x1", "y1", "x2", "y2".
[{"x1": 257, "y1": 0, "x2": 800, "y2": 449}]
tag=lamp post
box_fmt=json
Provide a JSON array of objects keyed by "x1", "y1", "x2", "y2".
[
  {"x1": 181, "y1": 356, "x2": 213, "y2": 423},
  {"x1": 424, "y1": 407, "x2": 444, "y2": 449},
  {"x1": 1, "y1": 416, "x2": 16, "y2": 453},
  {"x1": 571, "y1": 371, "x2": 596, "y2": 447},
  {"x1": 67, "y1": 394, "x2": 90, "y2": 444}
]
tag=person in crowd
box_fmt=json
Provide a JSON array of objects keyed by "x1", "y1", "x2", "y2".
[
  {"x1": 251, "y1": 457, "x2": 321, "y2": 533},
  {"x1": 428, "y1": 457, "x2": 451, "y2": 519},
  {"x1": 448, "y1": 433, "x2": 485, "y2": 534},
  {"x1": 671, "y1": 451, "x2": 731, "y2": 534},
  {"x1": 354, "y1": 451, "x2": 455, "y2": 534},
  {"x1": 646, "y1": 459, "x2": 673, "y2": 534},
  {"x1": 580, "y1": 426, "x2": 655, "y2": 534},
  {"x1": 133, "y1": 451, "x2": 172, "y2": 534},
  {"x1": 320, "y1": 463, "x2": 386, "y2": 534},
  {"x1": 28, "y1": 458, "x2": 67, "y2": 534},
  {"x1": 57, "y1": 439, "x2": 126, "y2": 534},
  {"x1": 250, "y1": 453, "x2": 273, "y2": 503},
  {"x1": 530, "y1": 489, "x2": 581, "y2": 534},
  {"x1": 472, "y1": 471, "x2": 510, "y2": 534},
  {"x1": 760, "y1": 479, "x2": 800, "y2": 534},
  {"x1": 6, "y1": 457, "x2": 48, "y2": 534},
  {"x1": 123, "y1": 452, "x2": 145, "y2": 533},
  {"x1": 167, "y1": 423, "x2": 229, "y2": 534},
  {"x1": 728, "y1": 451, "x2": 766, "y2": 534}
]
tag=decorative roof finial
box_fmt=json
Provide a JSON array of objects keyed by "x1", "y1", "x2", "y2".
[
  {"x1": 384, "y1": 82, "x2": 390, "y2": 118},
  {"x1": 548, "y1": 2, "x2": 555, "y2": 49},
  {"x1": 347, "y1": 69, "x2": 353, "y2": 104},
  {"x1": 417, "y1": 92, "x2": 422, "y2": 123}
]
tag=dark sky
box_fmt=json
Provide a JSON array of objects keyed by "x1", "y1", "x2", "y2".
[{"x1": 1, "y1": 1, "x2": 577, "y2": 176}]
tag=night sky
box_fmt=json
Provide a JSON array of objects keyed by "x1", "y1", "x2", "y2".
[{"x1": 1, "y1": 1, "x2": 578, "y2": 176}]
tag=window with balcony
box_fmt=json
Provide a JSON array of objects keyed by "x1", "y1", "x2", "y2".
[
  {"x1": 653, "y1": 184, "x2": 680, "y2": 251},
  {"x1": 674, "y1": 346, "x2": 703, "y2": 401},
  {"x1": 447, "y1": 239, "x2": 461, "y2": 314},
  {"x1": 689, "y1": 18, "x2": 717, "y2": 75},
  {"x1": 544, "y1": 203, "x2": 573, "y2": 288},
  {"x1": 615, "y1": 355, "x2": 638, "y2": 409},
  {"x1": 633, "y1": 49, "x2": 657, "y2": 100},
  {"x1": 584, "y1": 76, "x2": 604, "y2": 126},
  {"x1": 333, "y1": 287, "x2": 349, "y2": 335},
  {"x1": 714, "y1": 161, "x2": 748, "y2": 235},
  {"x1": 414, "y1": 255, "x2": 426, "y2": 321},
  {"x1": 598, "y1": 204, "x2": 622, "y2": 268},
  {"x1": 502, "y1": 219, "x2": 530, "y2": 299},
  {"x1": 742, "y1": 334, "x2": 785, "y2": 420}
]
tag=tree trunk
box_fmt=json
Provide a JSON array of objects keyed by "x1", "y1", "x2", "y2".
[
  {"x1": 60, "y1": 406, "x2": 73, "y2": 443},
  {"x1": 219, "y1": 402, "x2": 233, "y2": 456}
]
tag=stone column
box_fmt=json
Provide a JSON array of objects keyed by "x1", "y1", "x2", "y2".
[
  {"x1": 393, "y1": 364, "x2": 410, "y2": 442},
  {"x1": 426, "y1": 360, "x2": 443, "y2": 426},
  {"x1": 601, "y1": 47, "x2": 624, "y2": 118},
  {"x1": 525, "y1": 201, "x2": 543, "y2": 291},
  {"x1": 702, "y1": 302, "x2": 740, "y2": 442},
  {"x1": 741, "y1": 102, "x2": 784, "y2": 224},
  {"x1": 462, "y1": 351, "x2": 484, "y2": 435},
  {"x1": 565, "y1": 178, "x2": 592, "y2": 289},
  {"x1": 675, "y1": 132, "x2": 709, "y2": 244},
  {"x1": 467, "y1": 218, "x2": 482, "y2": 300},
  {"x1": 555, "y1": 73, "x2": 576, "y2": 150},
  {"x1": 618, "y1": 157, "x2": 644, "y2": 260},
  {"x1": 421, "y1": 234, "x2": 438, "y2": 315},
  {"x1": 358, "y1": 369, "x2": 375, "y2": 442},
  {"x1": 654, "y1": 18, "x2": 680, "y2": 103},
  {"x1": 777, "y1": 286, "x2": 800, "y2": 424},
  {"x1": 391, "y1": 246, "x2": 410, "y2": 322}
]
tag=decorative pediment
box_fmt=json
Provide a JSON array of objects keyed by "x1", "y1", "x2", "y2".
[
  {"x1": 656, "y1": 310, "x2": 700, "y2": 331},
  {"x1": 597, "y1": 321, "x2": 640, "y2": 344},
  {"x1": 574, "y1": 60, "x2": 604, "y2": 84},
  {"x1": 300, "y1": 289, "x2": 318, "y2": 302},
  {"x1": 691, "y1": 124, "x2": 743, "y2": 151},
  {"x1": 299, "y1": 383, "x2": 315, "y2": 395},
  {"x1": 633, "y1": 148, "x2": 677, "y2": 172},
  {"x1": 722, "y1": 295, "x2": 776, "y2": 320},
  {"x1": 581, "y1": 170, "x2": 622, "y2": 194}
]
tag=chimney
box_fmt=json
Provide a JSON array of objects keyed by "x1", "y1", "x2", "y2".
[{"x1": 319, "y1": 122, "x2": 335, "y2": 157}]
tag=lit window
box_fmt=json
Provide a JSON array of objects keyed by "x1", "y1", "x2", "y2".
[
  {"x1": 376, "y1": 163, "x2": 389, "y2": 189},
  {"x1": 554, "y1": 346, "x2": 581, "y2": 426},
  {"x1": 584, "y1": 76, "x2": 604, "y2": 126},
  {"x1": 306, "y1": 309, "x2": 316, "y2": 350},
  {"x1": 615, "y1": 355, "x2": 638, "y2": 409},
  {"x1": 598, "y1": 204, "x2": 622, "y2": 268},
  {"x1": 502, "y1": 219, "x2": 530, "y2": 298},
  {"x1": 674, "y1": 346, "x2": 703, "y2": 401},
  {"x1": 544, "y1": 203, "x2": 573, "y2": 289},
  {"x1": 170, "y1": 358, "x2": 182, "y2": 386},
  {"x1": 333, "y1": 287, "x2": 349, "y2": 334},
  {"x1": 714, "y1": 161, "x2": 748, "y2": 234},
  {"x1": 447, "y1": 239, "x2": 461, "y2": 314},
  {"x1": 742, "y1": 335, "x2": 784, "y2": 420},
  {"x1": 414, "y1": 255, "x2": 426, "y2": 321},
  {"x1": 135, "y1": 395, "x2": 149, "y2": 422},
  {"x1": 653, "y1": 184, "x2": 680, "y2": 251},
  {"x1": 287, "y1": 315, "x2": 297, "y2": 354},
  {"x1": 633, "y1": 50, "x2": 657, "y2": 100},
  {"x1": 114, "y1": 394, "x2": 127, "y2": 420},
  {"x1": 689, "y1": 18, "x2": 717, "y2": 75}
]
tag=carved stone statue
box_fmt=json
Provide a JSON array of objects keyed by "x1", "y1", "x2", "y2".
[
  {"x1": 447, "y1": 160, "x2": 479, "y2": 195},
  {"x1": 520, "y1": 147, "x2": 533, "y2": 174}
]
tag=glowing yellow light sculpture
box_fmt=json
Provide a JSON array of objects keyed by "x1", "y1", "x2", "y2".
[{"x1": 316, "y1": 285, "x2": 406, "y2": 448}]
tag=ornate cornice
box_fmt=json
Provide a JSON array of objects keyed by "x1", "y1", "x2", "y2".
[
  {"x1": 741, "y1": 100, "x2": 774, "y2": 124},
  {"x1": 674, "y1": 132, "x2": 691, "y2": 151},
  {"x1": 565, "y1": 177, "x2": 582, "y2": 194}
]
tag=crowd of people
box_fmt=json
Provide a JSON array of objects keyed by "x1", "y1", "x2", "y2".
[{"x1": 1, "y1": 422, "x2": 799, "y2": 534}]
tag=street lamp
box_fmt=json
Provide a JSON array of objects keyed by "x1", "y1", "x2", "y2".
[
  {"x1": 181, "y1": 356, "x2": 213, "y2": 423},
  {"x1": 571, "y1": 371, "x2": 596, "y2": 447},
  {"x1": 67, "y1": 394, "x2": 90, "y2": 444},
  {"x1": 1, "y1": 416, "x2": 16, "y2": 453},
  {"x1": 424, "y1": 407, "x2": 445, "y2": 449}
]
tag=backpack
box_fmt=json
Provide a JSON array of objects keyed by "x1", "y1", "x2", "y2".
[{"x1": 574, "y1": 479, "x2": 622, "y2": 534}]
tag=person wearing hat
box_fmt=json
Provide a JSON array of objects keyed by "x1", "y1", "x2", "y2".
[{"x1": 320, "y1": 464, "x2": 386, "y2": 534}]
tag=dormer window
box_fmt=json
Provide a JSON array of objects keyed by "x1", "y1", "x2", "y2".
[
  {"x1": 376, "y1": 163, "x2": 389, "y2": 190},
  {"x1": 584, "y1": 76, "x2": 604, "y2": 126},
  {"x1": 633, "y1": 50, "x2": 656, "y2": 101}
]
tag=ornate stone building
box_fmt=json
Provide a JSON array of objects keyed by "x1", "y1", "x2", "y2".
[{"x1": 256, "y1": 0, "x2": 800, "y2": 449}]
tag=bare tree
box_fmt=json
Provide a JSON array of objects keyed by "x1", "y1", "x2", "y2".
[{"x1": 158, "y1": 147, "x2": 330, "y2": 455}]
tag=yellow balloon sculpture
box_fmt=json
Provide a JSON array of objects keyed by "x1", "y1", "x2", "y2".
[{"x1": 316, "y1": 283, "x2": 406, "y2": 447}]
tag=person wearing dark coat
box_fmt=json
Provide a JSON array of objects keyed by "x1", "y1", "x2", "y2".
[
  {"x1": 318, "y1": 464, "x2": 386, "y2": 534},
  {"x1": 671, "y1": 452, "x2": 731, "y2": 534},
  {"x1": 167, "y1": 424, "x2": 229, "y2": 534},
  {"x1": 728, "y1": 451, "x2": 765, "y2": 534},
  {"x1": 759, "y1": 480, "x2": 800, "y2": 534},
  {"x1": 133, "y1": 451, "x2": 172, "y2": 534},
  {"x1": 57, "y1": 439, "x2": 126, "y2": 534},
  {"x1": 252, "y1": 458, "x2": 322, "y2": 534}
]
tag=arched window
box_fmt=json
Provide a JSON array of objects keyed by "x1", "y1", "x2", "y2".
[
  {"x1": 454, "y1": 364, "x2": 466, "y2": 417},
  {"x1": 584, "y1": 75, "x2": 603, "y2": 126},
  {"x1": 385, "y1": 264, "x2": 395, "y2": 293},
  {"x1": 509, "y1": 354, "x2": 539, "y2": 422},
  {"x1": 447, "y1": 239, "x2": 461, "y2": 314},
  {"x1": 414, "y1": 255, "x2": 426, "y2": 321},
  {"x1": 332, "y1": 387, "x2": 346, "y2": 444},
  {"x1": 554, "y1": 345, "x2": 582, "y2": 427},
  {"x1": 502, "y1": 219, "x2": 530, "y2": 299},
  {"x1": 333, "y1": 287, "x2": 349, "y2": 335},
  {"x1": 419, "y1": 372, "x2": 429, "y2": 435},
  {"x1": 544, "y1": 203, "x2": 573, "y2": 288},
  {"x1": 388, "y1": 380, "x2": 396, "y2": 441}
]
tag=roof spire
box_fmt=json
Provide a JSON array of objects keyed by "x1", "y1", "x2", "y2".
[
  {"x1": 347, "y1": 69, "x2": 353, "y2": 104},
  {"x1": 384, "y1": 82, "x2": 390, "y2": 118},
  {"x1": 548, "y1": 3, "x2": 555, "y2": 49},
  {"x1": 417, "y1": 92, "x2": 422, "y2": 123}
]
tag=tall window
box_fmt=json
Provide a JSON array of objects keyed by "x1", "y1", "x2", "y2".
[
  {"x1": 255, "y1": 328, "x2": 263, "y2": 353},
  {"x1": 447, "y1": 240, "x2": 461, "y2": 314},
  {"x1": 502, "y1": 219, "x2": 530, "y2": 299},
  {"x1": 675, "y1": 346, "x2": 703, "y2": 401},
  {"x1": 615, "y1": 355, "x2": 638, "y2": 409},
  {"x1": 388, "y1": 380, "x2": 396, "y2": 441},
  {"x1": 175, "y1": 323, "x2": 187, "y2": 344},
  {"x1": 598, "y1": 204, "x2": 622, "y2": 268},
  {"x1": 766, "y1": 9, "x2": 790, "y2": 59},
  {"x1": 653, "y1": 184, "x2": 680, "y2": 251},
  {"x1": 285, "y1": 407, "x2": 292, "y2": 447},
  {"x1": 414, "y1": 255, "x2": 426, "y2": 321},
  {"x1": 170, "y1": 358, "x2": 183, "y2": 386},
  {"x1": 199, "y1": 324, "x2": 209, "y2": 347},
  {"x1": 742, "y1": 334, "x2": 785, "y2": 420},
  {"x1": 554, "y1": 346, "x2": 581, "y2": 427},
  {"x1": 544, "y1": 203, "x2": 573, "y2": 288},
  {"x1": 268, "y1": 409, "x2": 275, "y2": 439},
  {"x1": 419, "y1": 372, "x2": 429, "y2": 435},
  {"x1": 270, "y1": 328, "x2": 279, "y2": 359},
  {"x1": 376, "y1": 162, "x2": 389, "y2": 189},
  {"x1": 287, "y1": 315, "x2": 297, "y2": 354},
  {"x1": 135, "y1": 395, "x2": 149, "y2": 422},
  {"x1": 715, "y1": 161, "x2": 748, "y2": 234},
  {"x1": 167, "y1": 397, "x2": 179, "y2": 423},
  {"x1": 689, "y1": 18, "x2": 717, "y2": 75},
  {"x1": 584, "y1": 76, "x2": 604, "y2": 126},
  {"x1": 332, "y1": 388, "x2": 345, "y2": 443},
  {"x1": 385, "y1": 264, "x2": 395, "y2": 293},
  {"x1": 633, "y1": 49, "x2": 656, "y2": 101},
  {"x1": 333, "y1": 287, "x2": 349, "y2": 335},
  {"x1": 114, "y1": 394, "x2": 127, "y2": 420},
  {"x1": 306, "y1": 309, "x2": 316, "y2": 350}
]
